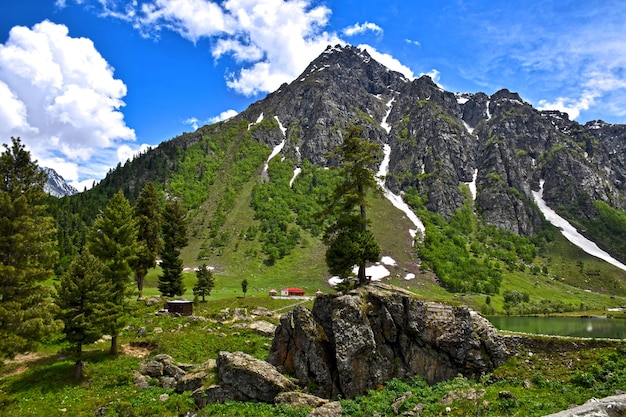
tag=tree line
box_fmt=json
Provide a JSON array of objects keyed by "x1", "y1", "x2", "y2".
[{"x1": 0, "y1": 137, "x2": 216, "y2": 381}]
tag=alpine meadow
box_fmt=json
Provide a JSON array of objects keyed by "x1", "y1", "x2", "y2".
[{"x1": 2, "y1": 45, "x2": 626, "y2": 417}]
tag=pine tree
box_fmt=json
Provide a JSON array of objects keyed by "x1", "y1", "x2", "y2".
[
  {"x1": 87, "y1": 190, "x2": 138, "y2": 355},
  {"x1": 132, "y1": 182, "x2": 163, "y2": 300},
  {"x1": 322, "y1": 126, "x2": 382, "y2": 285},
  {"x1": 193, "y1": 264, "x2": 215, "y2": 302},
  {"x1": 0, "y1": 137, "x2": 60, "y2": 360},
  {"x1": 54, "y1": 250, "x2": 108, "y2": 381},
  {"x1": 158, "y1": 199, "x2": 188, "y2": 297}
]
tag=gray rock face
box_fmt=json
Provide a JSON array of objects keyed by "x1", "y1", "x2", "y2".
[
  {"x1": 215, "y1": 351, "x2": 297, "y2": 403},
  {"x1": 234, "y1": 44, "x2": 626, "y2": 237},
  {"x1": 543, "y1": 394, "x2": 626, "y2": 417},
  {"x1": 268, "y1": 282, "x2": 509, "y2": 399}
]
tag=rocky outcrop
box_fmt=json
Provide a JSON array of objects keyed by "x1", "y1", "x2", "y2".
[
  {"x1": 193, "y1": 351, "x2": 298, "y2": 406},
  {"x1": 268, "y1": 282, "x2": 509, "y2": 399},
  {"x1": 543, "y1": 394, "x2": 626, "y2": 417}
]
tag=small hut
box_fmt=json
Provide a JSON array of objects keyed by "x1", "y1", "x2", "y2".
[
  {"x1": 269, "y1": 289, "x2": 277, "y2": 296},
  {"x1": 166, "y1": 299, "x2": 194, "y2": 316},
  {"x1": 281, "y1": 287, "x2": 305, "y2": 297}
]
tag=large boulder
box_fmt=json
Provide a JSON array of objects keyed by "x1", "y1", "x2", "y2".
[
  {"x1": 543, "y1": 394, "x2": 626, "y2": 417},
  {"x1": 216, "y1": 351, "x2": 297, "y2": 403},
  {"x1": 268, "y1": 282, "x2": 509, "y2": 399}
]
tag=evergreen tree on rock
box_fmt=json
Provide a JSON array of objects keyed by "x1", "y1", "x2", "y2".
[
  {"x1": 87, "y1": 190, "x2": 138, "y2": 355},
  {"x1": 158, "y1": 199, "x2": 188, "y2": 297},
  {"x1": 54, "y1": 250, "x2": 109, "y2": 381},
  {"x1": 132, "y1": 182, "x2": 163, "y2": 300},
  {"x1": 0, "y1": 137, "x2": 60, "y2": 360},
  {"x1": 322, "y1": 126, "x2": 382, "y2": 286}
]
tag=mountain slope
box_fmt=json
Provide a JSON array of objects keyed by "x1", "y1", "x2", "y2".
[{"x1": 55, "y1": 44, "x2": 626, "y2": 305}]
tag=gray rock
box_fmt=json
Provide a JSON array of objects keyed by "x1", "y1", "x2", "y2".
[
  {"x1": 268, "y1": 282, "x2": 509, "y2": 399},
  {"x1": 132, "y1": 370, "x2": 151, "y2": 388},
  {"x1": 307, "y1": 401, "x2": 342, "y2": 417},
  {"x1": 175, "y1": 370, "x2": 210, "y2": 393},
  {"x1": 159, "y1": 376, "x2": 177, "y2": 390},
  {"x1": 231, "y1": 320, "x2": 277, "y2": 337},
  {"x1": 216, "y1": 351, "x2": 297, "y2": 403},
  {"x1": 275, "y1": 391, "x2": 329, "y2": 408},
  {"x1": 542, "y1": 394, "x2": 626, "y2": 417},
  {"x1": 139, "y1": 360, "x2": 163, "y2": 378}
]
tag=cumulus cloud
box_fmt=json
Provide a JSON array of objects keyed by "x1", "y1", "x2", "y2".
[
  {"x1": 93, "y1": 0, "x2": 343, "y2": 96},
  {"x1": 183, "y1": 109, "x2": 238, "y2": 130},
  {"x1": 208, "y1": 109, "x2": 238, "y2": 124},
  {"x1": 343, "y1": 22, "x2": 383, "y2": 37},
  {"x1": 358, "y1": 44, "x2": 415, "y2": 80},
  {"x1": 0, "y1": 20, "x2": 142, "y2": 189}
]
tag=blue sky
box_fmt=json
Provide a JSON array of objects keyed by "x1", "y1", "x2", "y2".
[{"x1": 1, "y1": 1, "x2": 625, "y2": 190}]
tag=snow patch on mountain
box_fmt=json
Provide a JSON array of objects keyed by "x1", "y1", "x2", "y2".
[
  {"x1": 289, "y1": 167, "x2": 301, "y2": 188},
  {"x1": 377, "y1": 144, "x2": 425, "y2": 241},
  {"x1": 380, "y1": 98, "x2": 394, "y2": 134},
  {"x1": 263, "y1": 139, "x2": 285, "y2": 173},
  {"x1": 248, "y1": 112, "x2": 264, "y2": 130},
  {"x1": 533, "y1": 180, "x2": 626, "y2": 271},
  {"x1": 274, "y1": 116, "x2": 287, "y2": 137},
  {"x1": 465, "y1": 169, "x2": 478, "y2": 201}
]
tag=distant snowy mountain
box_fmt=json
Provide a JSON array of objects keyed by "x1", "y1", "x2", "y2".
[{"x1": 42, "y1": 167, "x2": 78, "y2": 198}]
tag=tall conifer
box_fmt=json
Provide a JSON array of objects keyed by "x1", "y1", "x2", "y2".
[
  {"x1": 54, "y1": 250, "x2": 108, "y2": 380},
  {"x1": 158, "y1": 199, "x2": 188, "y2": 297},
  {"x1": 87, "y1": 190, "x2": 138, "y2": 355},
  {"x1": 0, "y1": 137, "x2": 59, "y2": 360},
  {"x1": 132, "y1": 182, "x2": 163, "y2": 300},
  {"x1": 322, "y1": 126, "x2": 382, "y2": 285}
]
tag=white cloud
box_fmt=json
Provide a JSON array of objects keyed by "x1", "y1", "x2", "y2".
[
  {"x1": 343, "y1": 22, "x2": 383, "y2": 37},
  {"x1": 208, "y1": 109, "x2": 238, "y2": 124},
  {"x1": 358, "y1": 44, "x2": 415, "y2": 80},
  {"x1": 538, "y1": 94, "x2": 595, "y2": 121},
  {"x1": 97, "y1": 0, "x2": 343, "y2": 96},
  {"x1": 405, "y1": 39, "x2": 420, "y2": 47},
  {"x1": 183, "y1": 109, "x2": 239, "y2": 130},
  {"x1": 0, "y1": 20, "x2": 137, "y2": 187}
]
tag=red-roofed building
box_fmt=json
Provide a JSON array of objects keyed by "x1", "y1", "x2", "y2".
[{"x1": 281, "y1": 287, "x2": 305, "y2": 297}]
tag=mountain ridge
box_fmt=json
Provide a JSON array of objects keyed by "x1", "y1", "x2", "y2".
[{"x1": 53, "y1": 44, "x2": 626, "y2": 300}]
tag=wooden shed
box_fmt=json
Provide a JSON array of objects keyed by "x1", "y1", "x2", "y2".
[
  {"x1": 281, "y1": 287, "x2": 305, "y2": 297},
  {"x1": 166, "y1": 299, "x2": 194, "y2": 316}
]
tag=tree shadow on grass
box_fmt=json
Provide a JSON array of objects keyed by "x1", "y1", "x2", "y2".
[{"x1": 0, "y1": 348, "x2": 120, "y2": 394}]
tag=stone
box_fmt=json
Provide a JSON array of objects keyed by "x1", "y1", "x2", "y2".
[
  {"x1": 164, "y1": 363, "x2": 186, "y2": 379},
  {"x1": 274, "y1": 391, "x2": 329, "y2": 408},
  {"x1": 542, "y1": 394, "x2": 626, "y2": 417},
  {"x1": 391, "y1": 392, "x2": 413, "y2": 415},
  {"x1": 231, "y1": 320, "x2": 277, "y2": 337},
  {"x1": 132, "y1": 370, "x2": 151, "y2": 388},
  {"x1": 307, "y1": 401, "x2": 342, "y2": 417},
  {"x1": 216, "y1": 351, "x2": 297, "y2": 403},
  {"x1": 176, "y1": 370, "x2": 210, "y2": 393},
  {"x1": 159, "y1": 376, "x2": 177, "y2": 389},
  {"x1": 139, "y1": 360, "x2": 163, "y2": 378},
  {"x1": 268, "y1": 282, "x2": 509, "y2": 399},
  {"x1": 251, "y1": 307, "x2": 273, "y2": 317}
]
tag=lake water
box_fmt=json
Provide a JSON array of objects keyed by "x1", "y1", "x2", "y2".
[{"x1": 487, "y1": 316, "x2": 626, "y2": 340}]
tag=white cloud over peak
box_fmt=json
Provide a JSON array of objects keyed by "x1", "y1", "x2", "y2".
[
  {"x1": 343, "y1": 22, "x2": 383, "y2": 37},
  {"x1": 183, "y1": 109, "x2": 239, "y2": 130},
  {"x1": 0, "y1": 20, "x2": 141, "y2": 188},
  {"x1": 97, "y1": 0, "x2": 343, "y2": 96},
  {"x1": 358, "y1": 44, "x2": 415, "y2": 80}
]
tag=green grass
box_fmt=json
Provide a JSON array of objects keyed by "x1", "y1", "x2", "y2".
[{"x1": 2, "y1": 297, "x2": 625, "y2": 417}]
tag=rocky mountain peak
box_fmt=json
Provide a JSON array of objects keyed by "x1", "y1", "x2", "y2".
[{"x1": 42, "y1": 167, "x2": 78, "y2": 198}]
